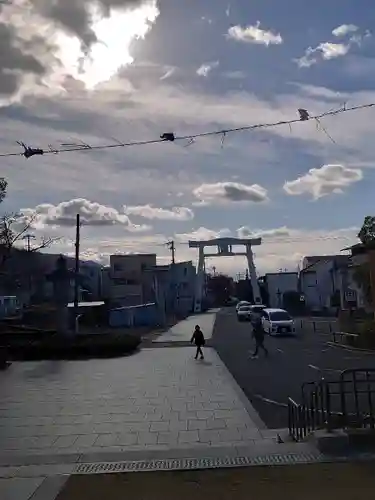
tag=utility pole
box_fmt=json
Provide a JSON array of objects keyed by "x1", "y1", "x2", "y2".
[
  {"x1": 22, "y1": 233, "x2": 36, "y2": 297},
  {"x1": 73, "y1": 214, "x2": 80, "y2": 334},
  {"x1": 23, "y1": 233, "x2": 35, "y2": 252},
  {"x1": 167, "y1": 240, "x2": 175, "y2": 264}
]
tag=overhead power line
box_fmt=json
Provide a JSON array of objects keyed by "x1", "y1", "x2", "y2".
[{"x1": 1, "y1": 101, "x2": 374, "y2": 160}]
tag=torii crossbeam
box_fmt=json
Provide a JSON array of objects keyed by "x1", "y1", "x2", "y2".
[{"x1": 189, "y1": 237, "x2": 262, "y2": 313}]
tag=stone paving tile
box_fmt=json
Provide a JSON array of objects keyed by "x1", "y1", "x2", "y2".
[
  {"x1": 0, "y1": 477, "x2": 45, "y2": 500},
  {"x1": 0, "y1": 347, "x2": 262, "y2": 457}
]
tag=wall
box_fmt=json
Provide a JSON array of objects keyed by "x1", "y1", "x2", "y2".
[
  {"x1": 154, "y1": 261, "x2": 196, "y2": 318},
  {"x1": 109, "y1": 254, "x2": 157, "y2": 306},
  {"x1": 109, "y1": 303, "x2": 158, "y2": 328},
  {"x1": 300, "y1": 258, "x2": 343, "y2": 312},
  {"x1": 79, "y1": 262, "x2": 103, "y2": 300},
  {"x1": 265, "y1": 272, "x2": 299, "y2": 308}
]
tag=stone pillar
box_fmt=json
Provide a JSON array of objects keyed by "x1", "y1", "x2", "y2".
[
  {"x1": 194, "y1": 246, "x2": 205, "y2": 313},
  {"x1": 368, "y1": 249, "x2": 375, "y2": 317},
  {"x1": 246, "y1": 245, "x2": 262, "y2": 303}
]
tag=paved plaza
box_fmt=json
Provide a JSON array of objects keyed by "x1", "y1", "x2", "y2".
[
  {"x1": 0, "y1": 310, "x2": 279, "y2": 499},
  {"x1": 0, "y1": 348, "x2": 264, "y2": 460}
]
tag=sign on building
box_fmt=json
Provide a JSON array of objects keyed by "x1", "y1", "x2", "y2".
[{"x1": 344, "y1": 289, "x2": 357, "y2": 302}]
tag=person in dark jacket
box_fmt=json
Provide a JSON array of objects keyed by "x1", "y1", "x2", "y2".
[
  {"x1": 251, "y1": 316, "x2": 268, "y2": 358},
  {"x1": 191, "y1": 325, "x2": 205, "y2": 360}
]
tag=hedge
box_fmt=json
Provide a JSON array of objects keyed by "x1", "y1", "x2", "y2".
[{"x1": 4, "y1": 333, "x2": 141, "y2": 361}]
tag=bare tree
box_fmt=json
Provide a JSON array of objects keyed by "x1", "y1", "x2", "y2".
[
  {"x1": 0, "y1": 213, "x2": 60, "y2": 272},
  {"x1": 0, "y1": 179, "x2": 7, "y2": 205}
]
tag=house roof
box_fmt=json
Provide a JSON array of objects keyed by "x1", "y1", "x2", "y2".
[{"x1": 301, "y1": 254, "x2": 350, "y2": 273}]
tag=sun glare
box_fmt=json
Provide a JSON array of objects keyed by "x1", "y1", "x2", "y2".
[{"x1": 56, "y1": 2, "x2": 159, "y2": 89}]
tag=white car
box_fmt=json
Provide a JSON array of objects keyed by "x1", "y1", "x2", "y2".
[
  {"x1": 248, "y1": 304, "x2": 266, "y2": 323},
  {"x1": 235, "y1": 300, "x2": 251, "y2": 312},
  {"x1": 261, "y1": 308, "x2": 296, "y2": 336},
  {"x1": 237, "y1": 305, "x2": 253, "y2": 321}
]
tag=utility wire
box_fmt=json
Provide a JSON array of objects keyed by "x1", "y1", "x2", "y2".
[{"x1": 0, "y1": 101, "x2": 374, "y2": 159}]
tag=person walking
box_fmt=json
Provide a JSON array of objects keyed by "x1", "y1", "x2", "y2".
[
  {"x1": 191, "y1": 324, "x2": 205, "y2": 360},
  {"x1": 251, "y1": 316, "x2": 268, "y2": 358}
]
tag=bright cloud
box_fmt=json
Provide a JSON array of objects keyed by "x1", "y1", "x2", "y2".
[
  {"x1": 196, "y1": 61, "x2": 219, "y2": 77},
  {"x1": 296, "y1": 27, "x2": 370, "y2": 68},
  {"x1": 193, "y1": 182, "x2": 268, "y2": 205},
  {"x1": 175, "y1": 227, "x2": 231, "y2": 242},
  {"x1": 227, "y1": 21, "x2": 283, "y2": 46},
  {"x1": 283, "y1": 164, "x2": 363, "y2": 200},
  {"x1": 0, "y1": 0, "x2": 160, "y2": 105},
  {"x1": 20, "y1": 198, "x2": 151, "y2": 230},
  {"x1": 332, "y1": 24, "x2": 358, "y2": 37},
  {"x1": 123, "y1": 204, "x2": 194, "y2": 221}
]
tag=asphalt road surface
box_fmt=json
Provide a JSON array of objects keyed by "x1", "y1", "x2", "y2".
[{"x1": 212, "y1": 308, "x2": 375, "y2": 429}]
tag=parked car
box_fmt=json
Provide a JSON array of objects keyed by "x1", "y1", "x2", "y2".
[
  {"x1": 236, "y1": 305, "x2": 253, "y2": 321},
  {"x1": 261, "y1": 308, "x2": 296, "y2": 336},
  {"x1": 236, "y1": 300, "x2": 251, "y2": 312},
  {"x1": 248, "y1": 304, "x2": 267, "y2": 323}
]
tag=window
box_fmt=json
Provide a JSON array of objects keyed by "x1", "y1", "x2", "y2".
[
  {"x1": 269, "y1": 311, "x2": 291, "y2": 321},
  {"x1": 113, "y1": 263, "x2": 122, "y2": 272}
]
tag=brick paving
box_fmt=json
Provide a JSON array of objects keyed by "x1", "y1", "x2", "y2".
[{"x1": 0, "y1": 347, "x2": 263, "y2": 458}]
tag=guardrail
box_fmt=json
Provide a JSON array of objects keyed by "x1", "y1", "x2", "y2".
[
  {"x1": 288, "y1": 369, "x2": 375, "y2": 441},
  {"x1": 331, "y1": 331, "x2": 359, "y2": 345}
]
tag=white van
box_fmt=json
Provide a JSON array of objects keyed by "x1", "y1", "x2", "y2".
[{"x1": 261, "y1": 308, "x2": 295, "y2": 336}]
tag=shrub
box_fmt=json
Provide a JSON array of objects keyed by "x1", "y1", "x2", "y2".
[{"x1": 7, "y1": 333, "x2": 141, "y2": 361}]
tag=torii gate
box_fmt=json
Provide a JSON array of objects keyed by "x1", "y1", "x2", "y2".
[{"x1": 189, "y1": 237, "x2": 262, "y2": 313}]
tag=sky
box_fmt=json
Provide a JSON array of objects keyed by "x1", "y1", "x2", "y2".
[{"x1": 0, "y1": 0, "x2": 374, "y2": 276}]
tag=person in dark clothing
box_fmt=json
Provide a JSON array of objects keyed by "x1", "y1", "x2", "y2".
[
  {"x1": 251, "y1": 316, "x2": 268, "y2": 358},
  {"x1": 191, "y1": 324, "x2": 205, "y2": 360}
]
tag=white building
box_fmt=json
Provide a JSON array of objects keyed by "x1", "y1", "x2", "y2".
[
  {"x1": 264, "y1": 272, "x2": 299, "y2": 308},
  {"x1": 299, "y1": 255, "x2": 350, "y2": 313},
  {"x1": 109, "y1": 254, "x2": 157, "y2": 306}
]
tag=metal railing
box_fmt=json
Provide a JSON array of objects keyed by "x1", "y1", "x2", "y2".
[{"x1": 288, "y1": 369, "x2": 375, "y2": 441}]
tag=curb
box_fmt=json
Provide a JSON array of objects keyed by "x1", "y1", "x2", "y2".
[{"x1": 325, "y1": 341, "x2": 375, "y2": 355}]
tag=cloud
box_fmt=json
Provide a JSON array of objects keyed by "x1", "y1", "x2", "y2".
[
  {"x1": 237, "y1": 226, "x2": 291, "y2": 239},
  {"x1": 0, "y1": 0, "x2": 160, "y2": 105},
  {"x1": 296, "y1": 28, "x2": 370, "y2": 68},
  {"x1": 196, "y1": 61, "x2": 219, "y2": 77},
  {"x1": 20, "y1": 198, "x2": 151, "y2": 230},
  {"x1": 123, "y1": 204, "x2": 194, "y2": 221},
  {"x1": 296, "y1": 43, "x2": 350, "y2": 67},
  {"x1": 283, "y1": 164, "x2": 363, "y2": 200},
  {"x1": 332, "y1": 24, "x2": 358, "y2": 37},
  {"x1": 160, "y1": 67, "x2": 175, "y2": 80},
  {"x1": 175, "y1": 227, "x2": 231, "y2": 242},
  {"x1": 227, "y1": 21, "x2": 283, "y2": 46},
  {"x1": 193, "y1": 182, "x2": 268, "y2": 205}
]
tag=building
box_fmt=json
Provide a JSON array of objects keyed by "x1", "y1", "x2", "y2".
[
  {"x1": 299, "y1": 255, "x2": 350, "y2": 313},
  {"x1": 264, "y1": 272, "x2": 299, "y2": 308},
  {"x1": 79, "y1": 261, "x2": 103, "y2": 300},
  {"x1": 339, "y1": 243, "x2": 375, "y2": 311},
  {"x1": 153, "y1": 261, "x2": 196, "y2": 319},
  {"x1": 109, "y1": 254, "x2": 157, "y2": 306}
]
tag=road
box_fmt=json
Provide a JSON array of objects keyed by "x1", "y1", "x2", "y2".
[{"x1": 212, "y1": 308, "x2": 375, "y2": 429}]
